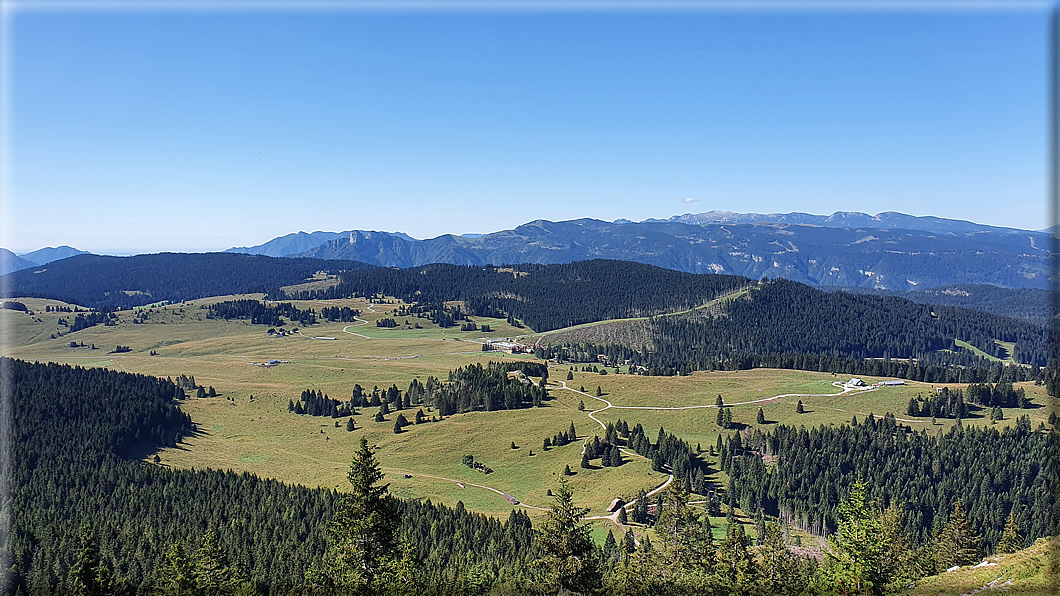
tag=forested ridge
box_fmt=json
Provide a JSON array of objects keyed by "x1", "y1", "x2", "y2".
[
  {"x1": 0, "y1": 253, "x2": 374, "y2": 309},
  {"x1": 290, "y1": 260, "x2": 1046, "y2": 367},
  {"x1": 288, "y1": 259, "x2": 752, "y2": 332},
  {"x1": 721, "y1": 414, "x2": 1058, "y2": 556},
  {"x1": 1, "y1": 359, "x2": 537, "y2": 594},
  {"x1": 646, "y1": 279, "x2": 1049, "y2": 366}
]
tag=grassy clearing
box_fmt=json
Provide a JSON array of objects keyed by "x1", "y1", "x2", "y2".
[
  {"x1": 531, "y1": 287, "x2": 750, "y2": 345},
  {"x1": 954, "y1": 338, "x2": 1021, "y2": 366}
]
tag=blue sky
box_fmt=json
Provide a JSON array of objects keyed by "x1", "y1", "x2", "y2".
[{"x1": 7, "y1": 5, "x2": 1052, "y2": 253}]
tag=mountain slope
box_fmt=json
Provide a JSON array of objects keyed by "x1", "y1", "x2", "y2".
[
  {"x1": 0, "y1": 249, "x2": 38, "y2": 275},
  {"x1": 656, "y1": 209, "x2": 1033, "y2": 235},
  {"x1": 842, "y1": 285, "x2": 1053, "y2": 326},
  {"x1": 292, "y1": 219, "x2": 1047, "y2": 290},
  {"x1": 18, "y1": 245, "x2": 88, "y2": 265},
  {"x1": 1, "y1": 253, "x2": 374, "y2": 309}
]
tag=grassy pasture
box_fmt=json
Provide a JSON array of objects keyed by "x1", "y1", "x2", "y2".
[{"x1": 3, "y1": 295, "x2": 1055, "y2": 537}]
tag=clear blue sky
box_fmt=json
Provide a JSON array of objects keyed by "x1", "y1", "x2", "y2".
[{"x1": 7, "y1": 5, "x2": 1051, "y2": 253}]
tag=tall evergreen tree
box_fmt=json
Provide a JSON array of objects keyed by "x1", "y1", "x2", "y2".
[
  {"x1": 533, "y1": 477, "x2": 601, "y2": 593},
  {"x1": 67, "y1": 526, "x2": 114, "y2": 596},
  {"x1": 716, "y1": 525, "x2": 757, "y2": 594},
  {"x1": 935, "y1": 501, "x2": 982, "y2": 569},
  {"x1": 192, "y1": 530, "x2": 242, "y2": 594},
  {"x1": 327, "y1": 437, "x2": 405, "y2": 593},
  {"x1": 156, "y1": 541, "x2": 195, "y2": 596},
  {"x1": 996, "y1": 511, "x2": 1023, "y2": 554}
]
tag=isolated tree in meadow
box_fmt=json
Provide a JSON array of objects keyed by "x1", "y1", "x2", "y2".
[
  {"x1": 346, "y1": 418, "x2": 355, "y2": 432},
  {"x1": 581, "y1": 451, "x2": 591, "y2": 469},
  {"x1": 721, "y1": 408, "x2": 734, "y2": 429},
  {"x1": 511, "y1": 441, "x2": 517, "y2": 450},
  {"x1": 757, "y1": 408, "x2": 766, "y2": 425},
  {"x1": 596, "y1": 386, "x2": 603, "y2": 397},
  {"x1": 796, "y1": 400, "x2": 805, "y2": 414},
  {"x1": 533, "y1": 477, "x2": 601, "y2": 593},
  {"x1": 196, "y1": 386, "x2": 206, "y2": 398},
  {"x1": 563, "y1": 464, "x2": 573, "y2": 476},
  {"x1": 716, "y1": 395, "x2": 724, "y2": 408},
  {"x1": 578, "y1": 399, "x2": 585, "y2": 411},
  {"x1": 567, "y1": 370, "x2": 574, "y2": 381}
]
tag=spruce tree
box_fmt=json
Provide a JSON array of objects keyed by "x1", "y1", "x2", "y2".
[
  {"x1": 936, "y1": 500, "x2": 981, "y2": 568},
  {"x1": 533, "y1": 477, "x2": 601, "y2": 593},
  {"x1": 67, "y1": 526, "x2": 113, "y2": 596},
  {"x1": 716, "y1": 524, "x2": 756, "y2": 590},
  {"x1": 193, "y1": 529, "x2": 242, "y2": 593},
  {"x1": 996, "y1": 511, "x2": 1023, "y2": 554},
  {"x1": 796, "y1": 400, "x2": 805, "y2": 414},
  {"x1": 328, "y1": 437, "x2": 403, "y2": 591},
  {"x1": 581, "y1": 451, "x2": 591, "y2": 469},
  {"x1": 757, "y1": 408, "x2": 766, "y2": 425},
  {"x1": 346, "y1": 418, "x2": 355, "y2": 432},
  {"x1": 157, "y1": 541, "x2": 195, "y2": 595}
]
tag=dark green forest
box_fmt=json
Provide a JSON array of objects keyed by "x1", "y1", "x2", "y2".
[
  {"x1": 0, "y1": 359, "x2": 537, "y2": 595},
  {"x1": 0, "y1": 253, "x2": 374, "y2": 310},
  {"x1": 287, "y1": 260, "x2": 752, "y2": 332},
  {"x1": 720, "y1": 414, "x2": 1058, "y2": 557}
]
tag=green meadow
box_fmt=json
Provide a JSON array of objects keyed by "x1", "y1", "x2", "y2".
[{"x1": 3, "y1": 294, "x2": 1054, "y2": 538}]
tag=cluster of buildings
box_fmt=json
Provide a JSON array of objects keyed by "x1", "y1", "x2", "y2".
[{"x1": 844, "y1": 378, "x2": 906, "y2": 388}]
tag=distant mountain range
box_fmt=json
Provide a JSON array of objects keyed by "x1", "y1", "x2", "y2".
[
  {"x1": 648, "y1": 210, "x2": 1035, "y2": 235},
  {"x1": 224, "y1": 211, "x2": 1050, "y2": 290},
  {"x1": 0, "y1": 245, "x2": 87, "y2": 275}
]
